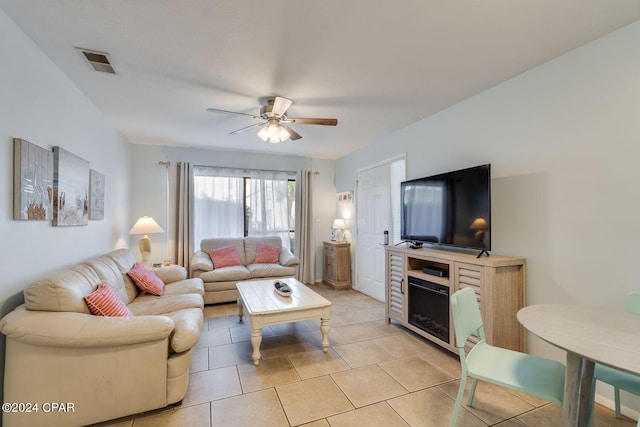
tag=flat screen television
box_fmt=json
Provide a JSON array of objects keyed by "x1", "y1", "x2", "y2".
[{"x1": 400, "y1": 164, "x2": 491, "y2": 253}]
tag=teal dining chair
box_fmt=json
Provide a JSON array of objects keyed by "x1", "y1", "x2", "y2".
[
  {"x1": 449, "y1": 287, "x2": 565, "y2": 427},
  {"x1": 588, "y1": 293, "x2": 640, "y2": 426}
]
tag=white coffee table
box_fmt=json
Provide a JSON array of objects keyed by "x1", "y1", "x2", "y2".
[{"x1": 236, "y1": 278, "x2": 331, "y2": 365}]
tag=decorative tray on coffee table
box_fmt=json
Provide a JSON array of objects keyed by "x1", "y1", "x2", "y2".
[{"x1": 274, "y1": 281, "x2": 292, "y2": 297}]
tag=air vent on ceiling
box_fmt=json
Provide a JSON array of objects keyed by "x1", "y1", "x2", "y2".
[{"x1": 76, "y1": 48, "x2": 116, "y2": 74}]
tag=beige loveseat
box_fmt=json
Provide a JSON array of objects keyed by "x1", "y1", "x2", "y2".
[
  {"x1": 0, "y1": 248, "x2": 204, "y2": 427},
  {"x1": 190, "y1": 236, "x2": 300, "y2": 304}
]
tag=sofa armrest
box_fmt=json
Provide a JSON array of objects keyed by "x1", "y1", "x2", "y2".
[
  {"x1": 0, "y1": 306, "x2": 173, "y2": 348},
  {"x1": 151, "y1": 265, "x2": 187, "y2": 284},
  {"x1": 280, "y1": 247, "x2": 301, "y2": 267},
  {"x1": 191, "y1": 251, "x2": 214, "y2": 273}
]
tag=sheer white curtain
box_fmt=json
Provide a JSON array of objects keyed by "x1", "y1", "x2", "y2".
[
  {"x1": 193, "y1": 174, "x2": 244, "y2": 243},
  {"x1": 295, "y1": 170, "x2": 315, "y2": 284},
  {"x1": 193, "y1": 166, "x2": 295, "y2": 251},
  {"x1": 246, "y1": 178, "x2": 292, "y2": 249}
]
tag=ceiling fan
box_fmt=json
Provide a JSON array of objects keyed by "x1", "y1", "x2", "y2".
[{"x1": 206, "y1": 96, "x2": 338, "y2": 143}]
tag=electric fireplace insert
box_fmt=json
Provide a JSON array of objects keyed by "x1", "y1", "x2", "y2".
[{"x1": 408, "y1": 276, "x2": 450, "y2": 343}]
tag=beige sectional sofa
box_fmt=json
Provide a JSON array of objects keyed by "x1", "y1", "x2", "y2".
[
  {"x1": 191, "y1": 236, "x2": 301, "y2": 304},
  {"x1": 0, "y1": 248, "x2": 204, "y2": 427}
]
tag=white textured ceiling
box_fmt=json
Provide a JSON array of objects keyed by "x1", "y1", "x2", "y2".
[{"x1": 1, "y1": 1, "x2": 638, "y2": 159}]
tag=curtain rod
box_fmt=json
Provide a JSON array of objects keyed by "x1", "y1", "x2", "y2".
[{"x1": 160, "y1": 161, "x2": 317, "y2": 175}]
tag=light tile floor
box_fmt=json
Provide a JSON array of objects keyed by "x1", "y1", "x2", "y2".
[{"x1": 96, "y1": 283, "x2": 636, "y2": 427}]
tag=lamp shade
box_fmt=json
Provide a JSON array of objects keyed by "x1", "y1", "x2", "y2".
[
  {"x1": 128, "y1": 216, "x2": 164, "y2": 235},
  {"x1": 332, "y1": 219, "x2": 346, "y2": 230},
  {"x1": 469, "y1": 217, "x2": 488, "y2": 230}
]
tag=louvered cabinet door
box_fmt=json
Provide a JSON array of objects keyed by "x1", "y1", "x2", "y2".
[
  {"x1": 387, "y1": 250, "x2": 406, "y2": 322},
  {"x1": 454, "y1": 262, "x2": 485, "y2": 353},
  {"x1": 454, "y1": 261, "x2": 526, "y2": 352}
]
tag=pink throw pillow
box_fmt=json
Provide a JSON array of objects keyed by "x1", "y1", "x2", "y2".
[
  {"x1": 127, "y1": 263, "x2": 165, "y2": 296},
  {"x1": 85, "y1": 283, "x2": 133, "y2": 317},
  {"x1": 254, "y1": 242, "x2": 280, "y2": 264},
  {"x1": 209, "y1": 246, "x2": 242, "y2": 269}
]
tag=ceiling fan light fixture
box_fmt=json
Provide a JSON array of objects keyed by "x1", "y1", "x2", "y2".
[
  {"x1": 257, "y1": 119, "x2": 291, "y2": 143},
  {"x1": 278, "y1": 125, "x2": 290, "y2": 142},
  {"x1": 257, "y1": 126, "x2": 270, "y2": 141},
  {"x1": 267, "y1": 121, "x2": 279, "y2": 137},
  {"x1": 207, "y1": 95, "x2": 337, "y2": 143}
]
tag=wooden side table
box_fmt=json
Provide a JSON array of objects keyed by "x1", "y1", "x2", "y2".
[{"x1": 323, "y1": 241, "x2": 351, "y2": 289}]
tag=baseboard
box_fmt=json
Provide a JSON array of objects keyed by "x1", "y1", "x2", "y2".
[{"x1": 595, "y1": 393, "x2": 640, "y2": 422}]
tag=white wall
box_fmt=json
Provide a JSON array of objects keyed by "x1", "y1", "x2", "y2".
[
  {"x1": 129, "y1": 144, "x2": 336, "y2": 280},
  {"x1": 0, "y1": 9, "x2": 132, "y2": 402},
  {"x1": 336, "y1": 20, "x2": 640, "y2": 414}
]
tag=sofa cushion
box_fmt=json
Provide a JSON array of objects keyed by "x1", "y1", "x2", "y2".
[
  {"x1": 247, "y1": 263, "x2": 297, "y2": 279},
  {"x1": 191, "y1": 251, "x2": 213, "y2": 272},
  {"x1": 104, "y1": 249, "x2": 140, "y2": 302},
  {"x1": 162, "y1": 278, "x2": 205, "y2": 297},
  {"x1": 254, "y1": 242, "x2": 280, "y2": 264},
  {"x1": 280, "y1": 249, "x2": 301, "y2": 267},
  {"x1": 128, "y1": 263, "x2": 165, "y2": 296},
  {"x1": 244, "y1": 236, "x2": 282, "y2": 264},
  {"x1": 104, "y1": 248, "x2": 137, "y2": 271},
  {"x1": 203, "y1": 281, "x2": 239, "y2": 293},
  {"x1": 163, "y1": 308, "x2": 204, "y2": 353},
  {"x1": 83, "y1": 256, "x2": 130, "y2": 304},
  {"x1": 209, "y1": 246, "x2": 242, "y2": 269},
  {"x1": 85, "y1": 283, "x2": 133, "y2": 317},
  {"x1": 24, "y1": 265, "x2": 99, "y2": 313},
  {"x1": 127, "y1": 293, "x2": 203, "y2": 316},
  {"x1": 198, "y1": 265, "x2": 251, "y2": 283},
  {"x1": 150, "y1": 265, "x2": 188, "y2": 284},
  {"x1": 120, "y1": 274, "x2": 141, "y2": 303},
  {"x1": 200, "y1": 238, "x2": 246, "y2": 265}
]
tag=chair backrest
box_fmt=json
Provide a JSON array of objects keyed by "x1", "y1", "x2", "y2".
[
  {"x1": 624, "y1": 292, "x2": 640, "y2": 314},
  {"x1": 450, "y1": 287, "x2": 485, "y2": 350}
]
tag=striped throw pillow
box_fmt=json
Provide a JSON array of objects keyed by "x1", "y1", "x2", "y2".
[
  {"x1": 85, "y1": 283, "x2": 133, "y2": 317},
  {"x1": 127, "y1": 263, "x2": 165, "y2": 296}
]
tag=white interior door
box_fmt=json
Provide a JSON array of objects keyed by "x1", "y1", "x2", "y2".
[{"x1": 356, "y1": 164, "x2": 390, "y2": 301}]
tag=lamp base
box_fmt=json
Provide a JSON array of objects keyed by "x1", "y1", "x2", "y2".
[{"x1": 139, "y1": 235, "x2": 152, "y2": 266}]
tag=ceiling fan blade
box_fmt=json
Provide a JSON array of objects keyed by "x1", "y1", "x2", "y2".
[
  {"x1": 282, "y1": 124, "x2": 302, "y2": 140},
  {"x1": 287, "y1": 118, "x2": 338, "y2": 126},
  {"x1": 206, "y1": 107, "x2": 260, "y2": 119},
  {"x1": 229, "y1": 121, "x2": 266, "y2": 135},
  {"x1": 271, "y1": 96, "x2": 293, "y2": 117}
]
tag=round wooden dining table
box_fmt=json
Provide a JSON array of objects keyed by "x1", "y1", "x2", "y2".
[{"x1": 517, "y1": 304, "x2": 640, "y2": 426}]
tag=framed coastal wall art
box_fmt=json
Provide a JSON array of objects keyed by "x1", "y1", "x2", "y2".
[
  {"x1": 52, "y1": 146, "x2": 89, "y2": 226},
  {"x1": 337, "y1": 191, "x2": 353, "y2": 205},
  {"x1": 89, "y1": 169, "x2": 105, "y2": 220},
  {"x1": 13, "y1": 138, "x2": 54, "y2": 220}
]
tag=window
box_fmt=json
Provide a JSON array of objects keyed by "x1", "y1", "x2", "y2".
[{"x1": 193, "y1": 166, "x2": 296, "y2": 250}]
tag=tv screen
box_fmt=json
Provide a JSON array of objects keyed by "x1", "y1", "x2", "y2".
[{"x1": 400, "y1": 164, "x2": 491, "y2": 251}]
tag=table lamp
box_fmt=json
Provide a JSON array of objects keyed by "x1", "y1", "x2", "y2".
[
  {"x1": 332, "y1": 219, "x2": 346, "y2": 243},
  {"x1": 469, "y1": 217, "x2": 488, "y2": 246},
  {"x1": 128, "y1": 216, "x2": 164, "y2": 266}
]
